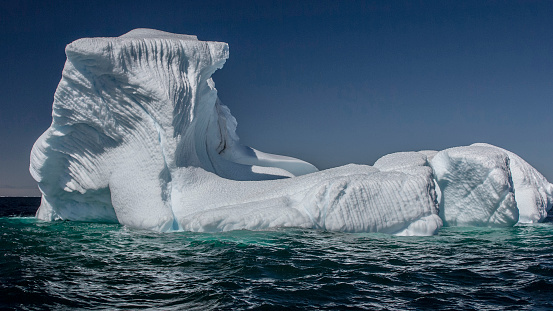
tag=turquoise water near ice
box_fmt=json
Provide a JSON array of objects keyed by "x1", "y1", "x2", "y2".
[{"x1": 1, "y1": 198, "x2": 553, "y2": 310}]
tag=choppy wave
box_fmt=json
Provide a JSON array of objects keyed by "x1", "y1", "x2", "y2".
[{"x1": 1, "y1": 200, "x2": 553, "y2": 310}]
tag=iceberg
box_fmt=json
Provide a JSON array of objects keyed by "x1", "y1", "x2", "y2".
[{"x1": 30, "y1": 29, "x2": 551, "y2": 235}]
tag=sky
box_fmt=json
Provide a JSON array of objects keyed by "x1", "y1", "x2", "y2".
[{"x1": 1, "y1": 0, "x2": 552, "y2": 196}]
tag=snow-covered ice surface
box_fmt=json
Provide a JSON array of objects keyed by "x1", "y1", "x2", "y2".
[{"x1": 30, "y1": 29, "x2": 551, "y2": 235}]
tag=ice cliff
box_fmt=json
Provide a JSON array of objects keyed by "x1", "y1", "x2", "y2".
[{"x1": 30, "y1": 29, "x2": 552, "y2": 235}]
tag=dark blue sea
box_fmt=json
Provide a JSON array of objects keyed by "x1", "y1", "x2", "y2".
[{"x1": 1, "y1": 197, "x2": 553, "y2": 310}]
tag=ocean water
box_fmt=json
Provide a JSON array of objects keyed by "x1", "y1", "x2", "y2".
[{"x1": 1, "y1": 198, "x2": 553, "y2": 310}]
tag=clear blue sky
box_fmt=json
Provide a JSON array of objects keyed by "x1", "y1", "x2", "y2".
[{"x1": 1, "y1": 0, "x2": 552, "y2": 196}]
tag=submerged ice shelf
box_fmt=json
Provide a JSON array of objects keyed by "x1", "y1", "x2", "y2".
[{"x1": 30, "y1": 29, "x2": 553, "y2": 235}]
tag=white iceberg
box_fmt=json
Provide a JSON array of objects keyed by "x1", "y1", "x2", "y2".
[{"x1": 30, "y1": 29, "x2": 551, "y2": 235}]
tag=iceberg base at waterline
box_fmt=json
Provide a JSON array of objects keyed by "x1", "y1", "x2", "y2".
[{"x1": 30, "y1": 29, "x2": 553, "y2": 235}]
